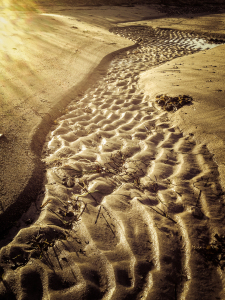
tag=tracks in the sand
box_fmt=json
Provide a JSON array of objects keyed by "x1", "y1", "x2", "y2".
[{"x1": 0, "y1": 27, "x2": 225, "y2": 300}]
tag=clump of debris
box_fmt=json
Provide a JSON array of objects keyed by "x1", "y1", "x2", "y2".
[
  {"x1": 194, "y1": 233, "x2": 225, "y2": 270},
  {"x1": 155, "y1": 94, "x2": 193, "y2": 111}
]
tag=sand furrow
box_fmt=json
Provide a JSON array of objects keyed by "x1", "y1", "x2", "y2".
[{"x1": 0, "y1": 26, "x2": 225, "y2": 300}]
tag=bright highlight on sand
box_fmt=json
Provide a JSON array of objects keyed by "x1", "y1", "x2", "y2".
[
  {"x1": 0, "y1": 3, "x2": 225, "y2": 299},
  {"x1": 0, "y1": 2, "x2": 63, "y2": 120}
]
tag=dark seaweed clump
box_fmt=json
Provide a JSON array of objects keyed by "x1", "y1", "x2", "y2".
[
  {"x1": 194, "y1": 234, "x2": 225, "y2": 270},
  {"x1": 156, "y1": 94, "x2": 193, "y2": 112}
]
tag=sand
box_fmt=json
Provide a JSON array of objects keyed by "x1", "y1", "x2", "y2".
[
  {"x1": 0, "y1": 5, "x2": 159, "y2": 231},
  {"x1": 1, "y1": 3, "x2": 225, "y2": 300},
  {"x1": 140, "y1": 44, "x2": 225, "y2": 190}
]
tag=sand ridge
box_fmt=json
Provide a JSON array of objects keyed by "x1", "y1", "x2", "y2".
[
  {"x1": 1, "y1": 27, "x2": 225, "y2": 299},
  {"x1": 0, "y1": 6, "x2": 137, "y2": 232},
  {"x1": 0, "y1": 3, "x2": 173, "y2": 235},
  {"x1": 139, "y1": 43, "x2": 225, "y2": 192}
]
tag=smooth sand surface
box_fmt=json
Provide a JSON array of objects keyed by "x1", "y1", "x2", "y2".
[{"x1": 1, "y1": 4, "x2": 225, "y2": 300}]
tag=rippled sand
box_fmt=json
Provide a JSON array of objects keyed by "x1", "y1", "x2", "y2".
[{"x1": 0, "y1": 27, "x2": 225, "y2": 300}]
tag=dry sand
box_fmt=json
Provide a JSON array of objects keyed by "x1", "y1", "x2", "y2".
[
  {"x1": 1, "y1": 3, "x2": 225, "y2": 300},
  {"x1": 0, "y1": 5, "x2": 160, "y2": 231},
  {"x1": 140, "y1": 44, "x2": 225, "y2": 190}
]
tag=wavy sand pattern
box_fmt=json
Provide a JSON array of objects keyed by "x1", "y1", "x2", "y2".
[{"x1": 0, "y1": 27, "x2": 225, "y2": 300}]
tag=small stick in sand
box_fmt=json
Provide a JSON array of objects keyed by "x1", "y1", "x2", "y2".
[
  {"x1": 95, "y1": 205, "x2": 101, "y2": 224},
  {"x1": 101, "y1": 213, "x2": 115, "y2": 237},
  {"x1": 149, "y1": 206, "x2": 177, "y2": 224},
  {"x1": 52, "y1": 246, "x2": 62, "y2": 270},
  {"x1": 77, "y1": 202, "x2": 87, "y2": 219},
  {"x1": 196, "y1": 190, "x2": 202, "y2": 207},
  {"x1": 40, "y1": 199, "x2": 52, "y2": 209}
]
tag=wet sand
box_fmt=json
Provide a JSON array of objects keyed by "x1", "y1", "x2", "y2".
[{"x1": 1, "y1": 4, "x2": 225, "y2": 300}]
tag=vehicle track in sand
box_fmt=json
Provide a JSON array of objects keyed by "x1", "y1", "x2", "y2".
[{"x1": 0, "y1": 27, "x2": 225, "y2": 300}]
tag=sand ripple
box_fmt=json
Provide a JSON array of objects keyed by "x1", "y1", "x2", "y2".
[{"x1": 0, "y1": 27, "x2": 225, "y2": 300}]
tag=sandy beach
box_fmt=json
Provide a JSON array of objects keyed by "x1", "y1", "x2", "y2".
[{"x1": 1, "y1": 1, "x2": 225, "y2": 299}]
